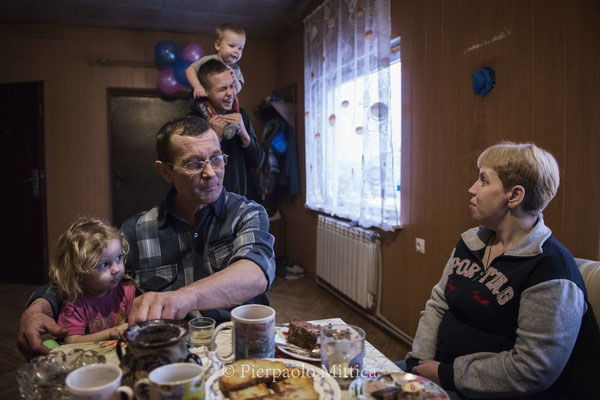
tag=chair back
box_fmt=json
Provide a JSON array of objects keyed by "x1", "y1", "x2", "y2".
[{"x1": 575, "y1": 258, "x2": 600, "y2": 330}]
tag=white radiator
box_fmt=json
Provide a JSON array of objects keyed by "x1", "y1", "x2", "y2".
[{"x1": 316, "y1": 215, "x2": 381, "y2": 310}]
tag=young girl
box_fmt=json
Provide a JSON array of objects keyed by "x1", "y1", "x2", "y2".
[{"x1": 50, "y1": 216, "x2": 136, "y2": 343}]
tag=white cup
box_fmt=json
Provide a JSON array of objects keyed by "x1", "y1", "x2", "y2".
[
  {"x1": 66, "y1": 363, "x2": 133, "y2": 400},
  {"x1": 211, "y1": 304, "x2": 276, "y2": 362},
  {"x1": 134, "y1": 362, "x2": 206, "y2": 400}
]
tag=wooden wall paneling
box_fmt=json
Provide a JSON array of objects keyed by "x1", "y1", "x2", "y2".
[
  {"x1": 562, "y1": 0, "x2": 600, "y2": 259},
  {"x1": 460, "y1": 0, "x2": 484, "y2": 154},
  {"x1": 423, "y1": 0, "x2": 443, "y2": 268},
  {"x1": 506, "y1": 0, "x2": 534, "y2": 143},
  {"x1": 275, "y1": 25, "x2": 319, "y2": 276},
  {"x1": 439, "y1": 0, "x2": 470, "y2": 255},
  {"x1": 531, "y1": 0, "x2": 567, "y2": 238},
  {"x1": 457, "y1": 0, "x2": 486, "y2": 220},
  {"x1": 236, "y1": 38, "x2": 278, "y2": 133},
  {"x1": 378, "y1": 0, "x2": 413, "y2": 334},
  {"x1": 482, "y1": 0, "x2": 506, "y2": 145},
  {"x1": 381, "y1": 0, "x2": 425, "y2": 335},
  {"x1": 457, "y1": 0, "x2": 485, "y2": 233}
]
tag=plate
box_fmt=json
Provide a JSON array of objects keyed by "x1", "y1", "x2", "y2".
[
  {"x1": 349, "y1": 371, "x2": 449, "y2": 399},
  {"x1": 205, "y1": 358, "x2": 341, "y2": 400},
  {"x1": 275, "y1": 326, "x2": 321, "y2": 362}
]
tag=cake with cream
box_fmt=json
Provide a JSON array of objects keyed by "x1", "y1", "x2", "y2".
[{"x1": 286, "y1": 320, "x2": 322, "y2": 350}]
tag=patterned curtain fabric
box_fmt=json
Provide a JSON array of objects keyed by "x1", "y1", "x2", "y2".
[{"x1": 304, "y1": 0, "x2": 401, "y2": 230}]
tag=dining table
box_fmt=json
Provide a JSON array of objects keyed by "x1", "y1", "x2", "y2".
[{"x1": 49, "y1": 317, "x2": 405, "y2": 400}]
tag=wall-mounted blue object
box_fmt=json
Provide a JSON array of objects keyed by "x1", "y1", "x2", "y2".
[{"x1": 472, "y1": 67, "x2": 495, "y2": 96}]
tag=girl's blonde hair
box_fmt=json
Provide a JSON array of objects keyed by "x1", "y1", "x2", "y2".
[
  {"x1": 477, "y1": 142, "x2": 560, "y2": 216},
  {"x1": 49, "y1": 216, "x2": 129, "y2": 302}
]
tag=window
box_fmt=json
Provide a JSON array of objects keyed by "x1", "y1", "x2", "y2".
[{"x1": 304, "y1": 0, "x2": 401, "y2": 230}]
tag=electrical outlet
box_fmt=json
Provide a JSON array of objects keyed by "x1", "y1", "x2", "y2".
[{"x1": 416, "y1": 238, "x2": 425, "y2": 254}]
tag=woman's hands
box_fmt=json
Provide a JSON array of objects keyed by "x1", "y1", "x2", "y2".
[{"x1": 412, "y1": 360, "x2": 441, "y2": 385}]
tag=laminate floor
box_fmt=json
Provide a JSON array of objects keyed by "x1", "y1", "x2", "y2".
[{"x1": 0, "y1": 277, "x2": 410, "y2": 399}]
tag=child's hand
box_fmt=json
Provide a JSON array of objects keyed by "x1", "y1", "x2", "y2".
[
  {"x1": 226, "y1": 66, "x2": 242, "y2": 94},
  {"x1": 193, "y1": 84, "x2": 207, "y2": 98},
  {"x1": 226, "y1": 65, "x2": 235, "y2": 78},
  {"x1": 110, "y1": 323, "x2": 128, "y2": 339}
]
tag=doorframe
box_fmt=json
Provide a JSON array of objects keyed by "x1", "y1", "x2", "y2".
[{"x1": 36, "y1": 81, "x2": 49, "y2": 281}]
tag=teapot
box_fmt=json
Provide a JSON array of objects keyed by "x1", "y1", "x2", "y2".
[{"x1": 116, "y1": 319, "x2": 201, "y2": 386}]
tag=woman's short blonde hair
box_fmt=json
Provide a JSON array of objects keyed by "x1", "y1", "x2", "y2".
[
  {"x1": 477, "y1": 142, "x2": 560, "y2": 215},
  {"x1": 49, "y1": 216, "x2": 129, "y2": 302}
]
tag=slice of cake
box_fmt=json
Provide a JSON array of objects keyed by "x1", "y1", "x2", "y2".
[{"x1": 287, "y1": 320, "x2": 322, "y2": 350}]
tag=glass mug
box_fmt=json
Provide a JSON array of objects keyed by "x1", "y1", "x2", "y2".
[{"x1": 320, "y1": 323, "x2": 365, "y2": 389}]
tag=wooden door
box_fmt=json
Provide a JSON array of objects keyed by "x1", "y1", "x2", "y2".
[
  {"x1": 0, "y1": 81, "x2": 47, "y2": 284},
  {"x1": 109, "y1": 90, "x2": 189, "y2": 227}
]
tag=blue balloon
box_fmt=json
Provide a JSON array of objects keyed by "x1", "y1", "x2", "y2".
[
  {"x1": 154, "y1": 40, "x2": 181, "y2": 67},
  {"x1": 173, "y1": 60, "x2": 192, "y2": 87}
]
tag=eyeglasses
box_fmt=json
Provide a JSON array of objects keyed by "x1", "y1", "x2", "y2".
[{"x1": 166, "y1": 154, "x2": 228, "y2": 173}]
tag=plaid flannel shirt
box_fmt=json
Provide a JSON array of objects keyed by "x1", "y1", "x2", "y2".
[{"x1": 121, "y1": 187, "x2": 276, "y2": 323}]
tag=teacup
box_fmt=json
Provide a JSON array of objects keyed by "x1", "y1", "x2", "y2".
[
  {"x1": 65, "y1": 363, "x2": 133, "y2": 400},
  {"x1": 211, "y1": 304, "x2": 275, "y2": 362},
  {"x1": 134, "y1": 363, "x2": 206, "y2": 400}
]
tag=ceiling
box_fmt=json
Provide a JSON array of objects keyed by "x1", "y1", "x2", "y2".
[{"x1": 0, "y1": 0, "x2": 317, "y2": 38}]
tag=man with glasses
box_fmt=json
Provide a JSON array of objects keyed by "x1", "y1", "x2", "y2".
[
  {"x1": 190, "y1": 58, "x2": 264, "y2": 201},
  {"x1": 17, "y1": 117, "x2": 275, "y2": 360}
]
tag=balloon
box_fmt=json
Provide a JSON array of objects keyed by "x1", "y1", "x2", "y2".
[
  {"x1": 154, "y1": 40, "x2": 180, "y2": 67},
  {"x1": 173, "y1": 60, "x2": 192, "y2": 87},
  {"x1": 181, "y1": 43, "x2": 205, "y2": 63},
  {"x1": 156, "y1": 68, "x2": 180, "y2": 95}
]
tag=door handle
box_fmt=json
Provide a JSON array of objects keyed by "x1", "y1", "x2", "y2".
[
  {"x1": 114, "y1": 169, "x2": 126, "y2": 190},
  {"x1": 23, "y1": 168, "x2": 40, "y2": 198}
]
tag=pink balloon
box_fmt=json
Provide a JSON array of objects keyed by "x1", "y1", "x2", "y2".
[
  {"x1": 181, "y1": 43, "x2": 205, "y2": 62},
  {"x1": 156, "y1": 68, "x2": 180, "y2": 95}
]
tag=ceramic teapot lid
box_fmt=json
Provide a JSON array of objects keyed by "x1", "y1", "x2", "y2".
[{"x1": 123, "y1": 319, "x2": 188, "y2": 349}]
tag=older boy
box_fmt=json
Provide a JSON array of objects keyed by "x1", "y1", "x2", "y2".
[{"x1": 190, "y1": 59, "x2": 264, "y2": 201}]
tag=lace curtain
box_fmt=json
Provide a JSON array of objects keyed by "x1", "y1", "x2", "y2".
[{"x1": 304, "y1": 0, "x2": 401, "y2": 230}]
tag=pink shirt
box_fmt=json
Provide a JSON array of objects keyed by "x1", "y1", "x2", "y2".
[{"x1": 58, "y1": 283, "x2": 136, "y2": 335}]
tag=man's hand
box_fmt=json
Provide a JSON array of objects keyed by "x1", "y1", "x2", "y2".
[
  {"x1": 220, "y1": 113, "x2": 250, "y2": 147},
  {"x1": 412, "y1": 360, "x2": 441, "y2": 385},
  {"x1": 17, "y1": 299, "x2": 68, "y2": 360},
  {"x1": 128, "y1": 290, "x2": 195, "y2": 324},
  {"x1": 208, "y1": 114, "x2": 228, "y2": 141}
]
